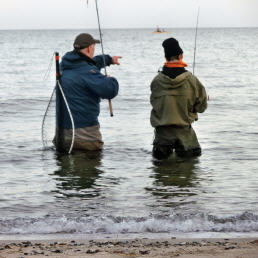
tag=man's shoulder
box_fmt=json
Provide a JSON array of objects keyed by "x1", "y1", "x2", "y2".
[
  {"x1": 152, "y1": 72, "x2": 164, "y2": 81},
  {"x1": 185, "y1": 73, "x2": 205, "y2": 88},
  {"x1": 62, "y1": 50, "x2": 79, "y2": 60}
]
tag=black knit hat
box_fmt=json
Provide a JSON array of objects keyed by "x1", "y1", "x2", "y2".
[
  {"x1": 162, "y1": 38, "x2": 183, "y2": 59},
  {"x1": 73, "y1": 33, "x2": 100, "y2": 50}
]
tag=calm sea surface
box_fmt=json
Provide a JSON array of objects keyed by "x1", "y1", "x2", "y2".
[{"x1": 0, "y1": 28, "x2": 258, "y2": 239}]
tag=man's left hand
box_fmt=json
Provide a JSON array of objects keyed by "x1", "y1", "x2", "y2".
[{"x1": 112, "y1": 56, "x2": 122, "y2": 65}]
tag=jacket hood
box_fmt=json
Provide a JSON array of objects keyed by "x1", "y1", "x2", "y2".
[
  {"x1": 155, "y1": 71, "x2": 192, "y2": 90},
  {"x1": 61, "y1": 51, "x2": 94, "y2": 70}
]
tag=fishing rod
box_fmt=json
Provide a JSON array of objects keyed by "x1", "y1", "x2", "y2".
[
  {"x1": 41, "y1": 53, "x2": 75, "y2": 154},
  {"x1": 55, "y1": 52, "x2": 66, "y2": 153},
  {"x1": 55, "y1": 52, "x2": 75, "y2": 154},
  {"x1": 193, "y1": 7, "x2": 200, "y2": 75},
  {"x1": 94, "y1": 0, "x2": 114, "y2": 117},
  {"x1": 192, "y1": 8, "x2": 209, "y2": 101}
]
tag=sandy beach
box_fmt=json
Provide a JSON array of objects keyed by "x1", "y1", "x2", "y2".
[{"x1": 1, "y1": 238, "x2": 258, "y2": 258}]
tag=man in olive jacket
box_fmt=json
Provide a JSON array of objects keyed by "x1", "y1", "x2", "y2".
[{"x1": 150, "y1": 38, "x2": 207, "y2": 159}]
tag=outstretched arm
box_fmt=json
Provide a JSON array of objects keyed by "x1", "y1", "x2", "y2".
[{"x1": 93, "y1": 55, "x2": 122, "y2": 70}]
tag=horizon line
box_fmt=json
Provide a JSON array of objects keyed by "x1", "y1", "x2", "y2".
[{"x1": 0, "y1": 26, "x2": 258, "y2": 31}]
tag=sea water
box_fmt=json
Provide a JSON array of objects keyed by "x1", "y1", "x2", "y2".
[{"x1": 0, "y1": 28, "x2": 258, "y2": 239}]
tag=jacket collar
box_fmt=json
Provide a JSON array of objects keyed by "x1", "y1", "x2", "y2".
[
  {"x1": 162, "y1": 66, "x2": 187, "y2": 79},
  {"x1": 74, "y1": 50, "x2": 96, "y2": 65}
]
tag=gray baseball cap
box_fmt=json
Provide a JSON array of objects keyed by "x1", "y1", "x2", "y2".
[{"x1": 73, "y1": 33, "x2": 100, "y2": 50}]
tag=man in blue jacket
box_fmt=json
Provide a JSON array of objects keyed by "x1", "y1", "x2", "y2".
[{"x1": 58, "y1": 33, "x2": 121, "y2": 151}]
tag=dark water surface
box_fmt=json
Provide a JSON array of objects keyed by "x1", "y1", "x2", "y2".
[{"x1": 0, "y1": 28, "x2": 258, "y2": 238}]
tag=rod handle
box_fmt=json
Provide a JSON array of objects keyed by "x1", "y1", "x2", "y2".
[
  {"x1": 108, "y1": 99, "x2": 113, "y2": 117},
  {"x1": 55, "y1": 52, "x2": 60, "y2": 80}
]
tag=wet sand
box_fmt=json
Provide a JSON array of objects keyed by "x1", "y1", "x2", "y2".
[{"x1": 1, "y1": 238, "x2": 258, "y2": 257}]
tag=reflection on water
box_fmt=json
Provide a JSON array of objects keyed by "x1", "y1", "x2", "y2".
[
  {"x1": 53, "y1": 151, "x2": 103, "y2": 198},
  {"x1": 151, "y1": 156, "x2": 199, "y2": 188},
  {"x1": 146, "y1": 155, "x2": 200, "y2": 212}
]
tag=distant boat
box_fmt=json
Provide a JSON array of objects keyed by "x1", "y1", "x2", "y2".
[{"x1": 152, "y1": 27, "x2": 168, "y2": 34}]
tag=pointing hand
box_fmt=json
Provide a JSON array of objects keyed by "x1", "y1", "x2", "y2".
[{"x1": 112, "y1": 56, "x2": 122, "y2": 65}]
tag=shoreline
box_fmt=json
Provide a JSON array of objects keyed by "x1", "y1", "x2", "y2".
[{"x1": 1, "y1": 237, "x2": 258, "y2": 257}]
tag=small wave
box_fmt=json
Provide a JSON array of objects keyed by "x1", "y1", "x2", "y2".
[{"x1": 0, "y1": 212, "x2": 257, "y2": 235}]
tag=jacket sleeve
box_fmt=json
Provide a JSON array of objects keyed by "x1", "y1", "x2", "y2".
[
  {"x1": 194, "y1": 77, "x2": 208, "y2": 113},
  {"x1": 93, "y1": 55, "x2": 113, "y2": 70},
  {"x1": 84, "y1": 68, "x2": 119, "y2": 99}
]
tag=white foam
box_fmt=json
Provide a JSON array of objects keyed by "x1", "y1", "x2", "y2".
[{"x1": 1, "y1": 212, "x2": 258, "y2": 236}]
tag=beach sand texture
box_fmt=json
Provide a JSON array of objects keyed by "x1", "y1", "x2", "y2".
[{"x1": 1, "y1": 238, "x2": 258, "y2": 258}]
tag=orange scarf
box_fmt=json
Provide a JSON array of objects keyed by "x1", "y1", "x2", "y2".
[{"x1": 164, "y1": 59, "x2": 188, "y2": 68}]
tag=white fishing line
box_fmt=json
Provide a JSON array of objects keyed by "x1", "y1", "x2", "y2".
[
  {"x1": 57, "y1": 80, "x2": 75, "y2": 154},
  {"x1": 41, "y1": 53, "x2": 75, "y2": 154}
]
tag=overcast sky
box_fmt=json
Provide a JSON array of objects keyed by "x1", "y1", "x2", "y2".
[{"x1": 1, "y1": 0, "x2": 258, "y2": 30}]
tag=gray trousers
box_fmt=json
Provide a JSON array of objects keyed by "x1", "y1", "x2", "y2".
[{"x1": 64, "y1": 125, "x2": 104, "y2": 151}]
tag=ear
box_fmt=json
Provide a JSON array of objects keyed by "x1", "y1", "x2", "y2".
[
  {"x1": 85, "y1": 47, "x2": 90, "y2": 54},
  {"x1": 179, "y1": 54, "x2": 183, "y2": 59}
]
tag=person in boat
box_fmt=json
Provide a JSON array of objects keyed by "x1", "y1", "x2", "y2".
[
  {"x1": 58, "y1": 33, "x2": 121, "y2": 151},
  {"x1": 150, "y1": 38, "x2": 207, "y2": 159}
]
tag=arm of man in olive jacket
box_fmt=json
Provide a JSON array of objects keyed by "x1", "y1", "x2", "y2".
[
  {"x1": 86, "y1": 70, "x2": 119, "y2": 99},
  {"x1": 194, "y1": 77, "x2": 208, "y2": 113}
]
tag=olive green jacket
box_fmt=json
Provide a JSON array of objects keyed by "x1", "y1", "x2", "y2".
[{"x1": 150, "y1": 71, "x2": 207, "y2": 128}]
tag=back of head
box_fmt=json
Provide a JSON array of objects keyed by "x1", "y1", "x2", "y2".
[
  {"x1": 162, "y1": 38, "x2": 183, "y2": 60},
  {"x1": 73, "y1": 33, "x2": 100, "y2": 50}
]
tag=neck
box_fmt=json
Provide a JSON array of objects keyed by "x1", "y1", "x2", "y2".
[
  {"x1": 80, "y1": 49, "x2": 91, "y2": 58},
  {"x1": 75, "y1": 51, "x2": 96, "y2": 65},
  {"x1": 168, "y1": 59, "x2": 180, "y2": 63}
]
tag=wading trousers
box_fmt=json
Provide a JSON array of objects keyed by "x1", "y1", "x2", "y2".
[{"x1": 152, "y1": 125, "x2": 201, "y2": 160}]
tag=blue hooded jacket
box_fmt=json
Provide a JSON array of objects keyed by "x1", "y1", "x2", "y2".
[{"x1": 58, "y1": 51, "x2": 119, "y2": 129}]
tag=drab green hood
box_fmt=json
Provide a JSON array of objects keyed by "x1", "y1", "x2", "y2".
[{"x1": 151, "y1": 72, "x2": 192, "y2": 98}]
